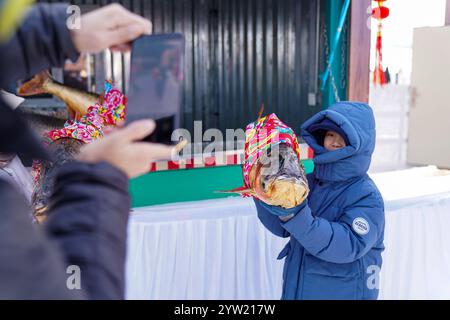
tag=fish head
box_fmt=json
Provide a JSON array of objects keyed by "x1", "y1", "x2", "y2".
[
  {"x1": 219, "y1": 113, "x2": 309, "y2": 207},
  {"x1": 252, "y1": 144, "x2": 309, "y2": 208},
  {"x1": 32, "y1": 138, "x2": 84, "y2": 222}
]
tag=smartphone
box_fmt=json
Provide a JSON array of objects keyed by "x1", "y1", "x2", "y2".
[{"x1": 127, "y1": 33, "x2": 185, "y2": 143}]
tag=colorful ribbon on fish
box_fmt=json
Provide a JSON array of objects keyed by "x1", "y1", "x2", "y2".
[
  {"x1": 32, "y1": 80, "x2": 127, "y2": 184},
  {"x1": 44, "y1": 81, "x2": 126, "y2": 143},
  {"x1": 241, "y1": 113, "x2": 301, "y2": 196}
]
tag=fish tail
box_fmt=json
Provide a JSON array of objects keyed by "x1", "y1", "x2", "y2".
[
  {"x1": 18, "y1": 71, "x2": 51, "y2": 96},
  {"x1": 215, "y1": 186, "x2": 255, "y2": 196}
]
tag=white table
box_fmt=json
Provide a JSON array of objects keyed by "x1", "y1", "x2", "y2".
[{"x1": 125, "y1": 166, "x2": 450, "y2": 300}]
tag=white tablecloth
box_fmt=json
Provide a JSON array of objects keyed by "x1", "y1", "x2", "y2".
[{"x1": 125, "y1": 166, "x2": 450, "y2": 300}]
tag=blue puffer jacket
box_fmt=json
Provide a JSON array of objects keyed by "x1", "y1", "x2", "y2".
[{"x1": 254, "y1": 101, "x2": 385, "y2": 300}]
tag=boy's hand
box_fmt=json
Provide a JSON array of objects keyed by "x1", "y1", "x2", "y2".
[
  {"x1": 279, "y1": 214, "x2": 295, "y2": 222},
  {"x1": 71, "y1": 4, "x2": 152, "y2": 53},
  {"x1": 256, "y1": 198, "x2": 308, "y2": 218},
  {"x1": 76, "y1": 119, "x2": 176, "y2": 178}
]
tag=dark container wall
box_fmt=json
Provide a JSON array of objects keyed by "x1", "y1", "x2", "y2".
[{"x1": 38, "y1": 0, "x2": 323, "y2": 136}]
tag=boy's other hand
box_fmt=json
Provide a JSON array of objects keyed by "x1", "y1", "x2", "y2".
[
  {"x1": 71, "y1": 4, "x2": 152, "y2": 53},
  {"x1": 76, "y1": 119, "x2": 175, "y2": 178},
  {"x1": 279, "y1": 214, "x2": 295, "y2": 222},
  {"x1": 256, "y1": 198, "x2": 308, "y2": 218}
]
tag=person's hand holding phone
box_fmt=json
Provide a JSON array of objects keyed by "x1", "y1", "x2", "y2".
[
  {"x1": 71, "y1": 4, "x2": 152, "y2": 53},
  {"x1": 76, "y1": 119, "x2": 175, "y2": 178}
]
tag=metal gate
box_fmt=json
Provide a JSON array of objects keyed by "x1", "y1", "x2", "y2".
[{"x1": 39, "y1": 0, "x2": 324, "y2": 134}]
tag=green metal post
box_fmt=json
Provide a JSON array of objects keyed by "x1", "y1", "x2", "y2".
[{"x1": 323, "y1": 0, "x2": 349, "y2": 108}]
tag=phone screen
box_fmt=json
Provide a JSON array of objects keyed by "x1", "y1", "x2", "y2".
[{"x1": 127, "y1": 33, "x2": 185, "y2": 143}]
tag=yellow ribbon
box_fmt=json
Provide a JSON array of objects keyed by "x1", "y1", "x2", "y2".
[{"x1": 0, "y1": 0, "x2": 35, "y2": 42}]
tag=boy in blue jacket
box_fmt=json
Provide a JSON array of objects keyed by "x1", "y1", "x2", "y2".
[{"x1": 254, "y1": 101, "x2": 385, "y2": 300}]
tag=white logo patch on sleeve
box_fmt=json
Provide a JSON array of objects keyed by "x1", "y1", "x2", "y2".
[{"x1": 352, "y1": 217, "x2": 370, "y2": 235}]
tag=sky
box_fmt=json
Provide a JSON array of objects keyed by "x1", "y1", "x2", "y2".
[{"x1": 369, "y1": 0, "x2": 446, "y2": 84}]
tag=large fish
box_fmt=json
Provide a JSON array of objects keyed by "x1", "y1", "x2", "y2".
[
  {"x1": 22, "y1": 76, "x2": 127, "y2": 223},
  {"x1": 18, "y1": 71, "x2": 100, "y2": 119},
  {"x1": 32, "y1": 138, "x2": 84, "y2": 223},
  {"x1": 23, "y1": 73, "x2": 184, "y2": 223},
  {"x1": 224, "y1": 111, "x2": 309, "y2": 209}
]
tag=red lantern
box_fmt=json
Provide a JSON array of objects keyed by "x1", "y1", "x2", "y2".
[
  {"x1": 372, "y1": 0, "x2": 389, "y2": 86},
  {"x1": 372, "y1": 6, "x2": 390, "y2": 20}
]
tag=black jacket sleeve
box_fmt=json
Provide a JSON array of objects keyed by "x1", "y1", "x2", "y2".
[
  {"x1": 0, "y1": 3, "x2": 79, "y2": 86},
  {"x1": 0, "y1": 178, "x2": 84, "y2": 299},
  {"x1": 44, "y1": 162, "x2": 131, "y2": 300}
]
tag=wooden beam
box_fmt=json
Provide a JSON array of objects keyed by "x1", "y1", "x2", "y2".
[
  {"x1": 446, "y1": 0, "x2": 450, "y2": 25},
  {"x1": 347, "y1": 0, "x2": 371, "y2": 103}
]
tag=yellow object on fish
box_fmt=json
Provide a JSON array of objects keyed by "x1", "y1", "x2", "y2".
[{"x1": 0, "y1": 0, "x2": 34, "y2": 42}]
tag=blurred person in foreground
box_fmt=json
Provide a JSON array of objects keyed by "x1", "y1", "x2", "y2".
[{"x1": 0, "y1": 1, "x2": 174, "y2": 299}]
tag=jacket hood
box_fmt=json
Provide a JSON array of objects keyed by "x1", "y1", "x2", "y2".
[{"x1": 301, "y1": 101, "x2": 376, "y2": 181}]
